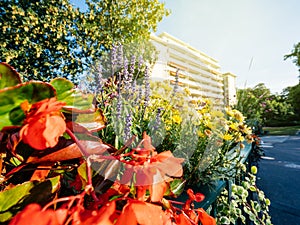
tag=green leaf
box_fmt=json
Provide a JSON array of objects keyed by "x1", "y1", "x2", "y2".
[
  {"x1": 0, "y1": 176, "x2": 60, "y2": 222},
  {"x1": 168, "y1": 179, "x2": 186, "y2": 197},
  {"x1": 249, "y1": 185, "x2": 256, "y2": 192},
  {"x1": 50, "y1": 78, "x2": 74, "y2": 95},
  {"x1": 50, "y1": 78, "x2": 94, "y2": 111},
  {"x1": 0, "y1": 81, "x2": 56, "y2": 130},
  {"x1": 78, "y1": 161, "x2": 88, "y2": 183},
  {"x1": 74, "y1": 109, "x2": 106, "y2": 132},
  {"x1": 219, "y1": 216, "x2": 230, "y2": 224},
  {"x1": 0, "y1": 63, "x2": 22, "y2": 89},
  {"x1": 251, "y1": 166, "x2": 258, "y2": 174}
]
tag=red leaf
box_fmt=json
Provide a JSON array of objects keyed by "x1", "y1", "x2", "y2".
[
  {"x1": 30, "y1": 164, "x2": 53, "y2": 181},
  {"x1": 26, "y1": 142, "x2": 82, "y2": 163},
  {"x1": 26, "y1": 140, "x2": 111, "y2": 163}
]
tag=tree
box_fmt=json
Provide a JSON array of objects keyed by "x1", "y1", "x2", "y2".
[
  {"x1": 284, "y1": 42, "x2": 300, "y2": 76},
  {"x1": 235, "y1": 83, "x2": 271, "y2": 123},
  {"x1": 0, "y1": 0, "x2": 168, "y2": 81},
  {"x1": 235, "y1": 83, "x2": 295, "y2": 127},
  {"x1": 284, "y1": 83, "x2": 300, "y2": 121}
]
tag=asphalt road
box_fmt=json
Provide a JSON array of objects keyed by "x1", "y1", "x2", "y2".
[{"x1": 257, "y1": 135, "x2": 300, "y2": 225}]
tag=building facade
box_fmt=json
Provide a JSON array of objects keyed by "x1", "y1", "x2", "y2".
[{"x1": 150, "y1": 32, "x2": 237, "y2": 108}]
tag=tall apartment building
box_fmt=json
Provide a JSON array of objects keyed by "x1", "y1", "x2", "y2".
[{"x1": 150, "y1": 32, "x2": 237, "y2": 108}]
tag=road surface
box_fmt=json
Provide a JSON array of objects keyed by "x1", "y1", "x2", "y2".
[{"x1": 257, "y1": 135, "x2": 300, "y2": 225}]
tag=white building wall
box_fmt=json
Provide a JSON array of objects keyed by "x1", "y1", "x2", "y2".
[
  {"x1": 150, "y1": 32, "x2": 236, "y2": 109},
  {"x1": 223, "y1": 72, "x2": 237, "y2": 106}
]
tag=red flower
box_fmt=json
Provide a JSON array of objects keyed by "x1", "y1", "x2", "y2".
[
  {"x1": 19, "y1": 98, "x2": 66, "y2": 150},
  {"x1": 120, "y1": 150, "x2": 184, "y2": 202},
  {"x1": 116, "y1": 200, "x2": 167, "y2": 225},
  {"x1": 9, "y1": 203, "x2": 67, "y2": 225},
  {"x1": 118, "y1": 133, "x2": 184, "y2": 202}
]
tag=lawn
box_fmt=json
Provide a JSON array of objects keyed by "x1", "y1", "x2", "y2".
[{"x1": 263, "y1": 125, "x2": 300, "y2": 135}]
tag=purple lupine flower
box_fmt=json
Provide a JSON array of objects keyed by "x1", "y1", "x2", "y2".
[
  {"x1": 129, "y1": 55, "x2": 136, "y2": 83},
  {"x1": 153, "y1": 107, "x2": 163, "y2": 131},
  {"x1": 135, "y1": 85, "x2": 143, "y2": 106},
  {"x1": 117, "y1": 44, "x2": 124, "y2": 68},
  {"x1": 123, "y1": 57, "x2": 129, "y2": 87},
  {"x1": 144, "y1": 65, "x2": 150, "y2": 107},
  {"x1": 123, "y1": 113, "x2": 132, "y2": 142},
  {"x1": 138, "y1": 55, "x2": 143, "y2": 70},
  {"x1": 130, "y1": 79, "x2": 137, "y2": 100},
  {"x1": 116, "y1": 95, "x2": 122, "y2": 120}
]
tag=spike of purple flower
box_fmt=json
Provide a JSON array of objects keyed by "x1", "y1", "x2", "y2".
[
  {"x1": 153, "y1": 107, "x2": 163, "y2": 131},
  {"x1": 129, "y1": 55, "x2": 136, "y2": 83},
  {"x1": 138, "y1": 55, "x2": 143, "y2": 70},
  {"x1": 144, "y1": 65, "x2": 150, "y2": 107},
  {"x1": 116, "y1": 95, "x2": 122, "y2": 120},
  {"x1": 111, "y1": 44, "x2": 118, "y2": 74},
  {"x1": 123, "y1": 113, "x2": 132, "y2": 142}
]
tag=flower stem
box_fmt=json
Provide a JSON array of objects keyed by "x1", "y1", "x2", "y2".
[
  {"x1": 65, "y1": 128, "x2": 99, "y2": 201},
  {"x1": 66, "y1": 128, "x2": 89, "y2": 157}
]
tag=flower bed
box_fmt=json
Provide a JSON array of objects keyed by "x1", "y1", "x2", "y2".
[{"x1": 0, "y1": 51, "x2": 271, "y2": 225}]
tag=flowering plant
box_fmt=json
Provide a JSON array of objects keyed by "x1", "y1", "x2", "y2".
[
  {"x1": 80, "y1": 45, "x2": 253, "y2": 187},
  {"x1": 0, "y1": 62, "x2": 216, "y2": 225}
]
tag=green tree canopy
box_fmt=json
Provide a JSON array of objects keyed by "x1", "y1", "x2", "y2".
[
  {"x1": 235, "y1": 83, "x2": 294, "y2": 126},
  {"x1": 284, "y1": 42, "x2": 300, "y2": 76},
  {"x1": 284, "y1": 83, "x2": 300, "y2": 120},
  {"x1": 235, "y1": 83, "x2": 271, "y2": 122},
  {"x1": 0, "y1": 0, "x2": 169, "y2": 81}
]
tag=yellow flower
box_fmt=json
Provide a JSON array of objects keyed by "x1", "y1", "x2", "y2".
[
  {"x1": 233, "y1": 109, "x2": 244, "y2": 122},
  {"x1": 225, "y1": 106, "x2": 234, "y2": 118},
  {"x1": 197, "y1": 130, "x2": 205, "y2": 138},
  {"x1": 210, "y1": 110, "x2": 224, "y2": 118},
  {"x1": 172, "y1": 115, "x2": 182, "y2": 124},
  {"x1": 222, "y1": 134, "x2": 234, "y2": 141},
  {"x1": 229, "y1": 123, "x2": 239, "y2": 131},
  {"x1": 235, "y1": 133, "x2": 245, "y2": 142}
]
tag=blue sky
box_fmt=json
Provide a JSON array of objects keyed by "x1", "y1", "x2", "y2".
[
  {"x1": 156, "y1": 0, "x2": 300, "y2": 93},
  {"x1": 71, "y1": 0, "x2": 300, "y2": 93}
]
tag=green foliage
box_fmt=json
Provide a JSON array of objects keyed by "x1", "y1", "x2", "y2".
[
  {"x1": 284, "y1": 83, "x2": 300, "y2": 122},
  {"x1": 50, "y1": 78, "x2": 94, "y2": 111},
  {"x1": 284, "y1": 42, "x2": 300, "y2": 74},
  {"x1": 235, "y1": 83, "x2": 271, "y2": 123},
  {"x1": 0, "y1": 62, "x2": 21, "y2": 89},
  {"x1": 235, "y1": 83, "x2": 294, "y2": 127},
  {"x1": 0, "y1": 0, "x2": 168, "y2": 81},
  {"x1": 0, "y1": 176, "x2": 60, "y2": 222},
  {"x1": 216, "y1": 168, "x2": 272, "y2": 225}
]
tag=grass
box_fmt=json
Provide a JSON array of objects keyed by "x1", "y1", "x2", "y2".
[{"x1": 263, "y1": 125, "x2": 300, "y2": 136}]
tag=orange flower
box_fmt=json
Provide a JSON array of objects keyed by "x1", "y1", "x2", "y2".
[
  {"x1": 121, "y1": 150, "x2": 184, "y2": 202},
  {"x1": 9, "y1": 203, "x2": 67, "y2": 225},
  {"x1": 19, "y1": 98, "x2": 66, "y2": 150},
  {"x1": 116, "y1": 200, "x2": 167, "y2": 225}
]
